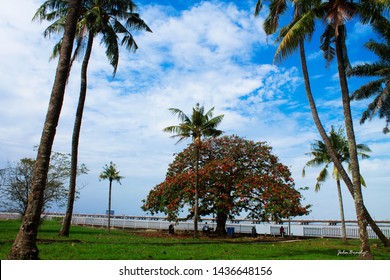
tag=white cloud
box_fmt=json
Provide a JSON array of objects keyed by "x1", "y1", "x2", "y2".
[{"x1": 308, "y1": 50, "x2": 322, "y2": 61}]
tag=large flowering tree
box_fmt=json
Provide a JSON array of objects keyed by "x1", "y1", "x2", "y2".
[{"x1": 142, "y1": 135, "x2": 310, "y2": 234}]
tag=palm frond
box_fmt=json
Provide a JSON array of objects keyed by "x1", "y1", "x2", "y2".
[
  {"x1": 100, "y1": 23, "x2": 120, "y2": 75},
  {"x1": 274, "y1": 9, "x2": 317, "y2": 64},
  {"x1": 365, "y1": 41, "x2": 390, "y2": 62},
  {"x1": 113, "y1": 19, "x2": 138, "y2": 52},
  {"x1": 42, "y1": 17, "x2": 67, "y2": 38},
  {"x1": 339, "y1": 25, "x2": 352, "y2": 73},
  {"x1": 263, "y1": 0, "x2": 288, "y2": 35},
  {"x1": 359, "y1": 1, "x2": 389, "y2": 24},
  {"x1": 360, "y1": 175, "x2": 367, "y2": 187},
  {"x1": 356, "y1": 143, "x2": 372, "y2": 157},
  {"x1": 320, "y1": 24, "x2": 335, "y2": 68},
  {"x1": 349, "y1": 63, "x2": 388, "y2": 78},
  {"x1": 49, "y1": 40, "x2": 63, "y2": 61},
  {"x1": 350, "y1": 79, "x2": 385, "y2": 100},
  {"x1": 254, "y1": 0, "x2": 263, "y2": 17},
  {"x1": 125, "y1": 13, "x2": 152, "y2": 33},
  {"x1": 314, "y1": 166, "x2": 330, "y2": 192},
  {"x1": 168, "y1": 108, "x2": 191, "y2": 124},
  {"x1": 32, "y1": 0, "x2": 69, "y2": 23}
]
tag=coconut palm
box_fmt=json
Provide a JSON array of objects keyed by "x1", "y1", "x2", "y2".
[
  {"x1": 348, "y1": 17, "x2": 390, "y2": 134},
  {"x1": 255, "y1": 0, "x2": 390, "y2": 257},
  {"x1": 99, "y1": 162, "x2": 123, "y2": 234},
  {"x1": 7, "y1": 0, "x2": 82, "y2": 260},
  {"x1": 33, "y1": 0, "x2": 152, "y2": 237},
  {"x1": 303, "y1": 126, "x2": 371, "y2": 242},
  {"x1": 254, "y1": 1, "x2": 357, "y2": 221},
  {"x1": 163, "y1": 103, "x2": 224, "y2": 237}
]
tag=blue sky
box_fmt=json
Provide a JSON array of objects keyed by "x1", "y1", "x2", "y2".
[{"x1": 0, "y1": 0, "x2": 389, "y2": 220}]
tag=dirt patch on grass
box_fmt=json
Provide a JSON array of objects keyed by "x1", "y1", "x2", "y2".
[{"x1": 131, "y1": 230, "x2": 304, "y2": 244}]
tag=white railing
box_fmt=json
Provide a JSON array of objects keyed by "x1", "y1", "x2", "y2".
[
  {"x1": 1, "y1": 212, "x2": 390, "y2": 239},
  {"x1": 303, "y1": 226, "x2": 390, "y2": 239},
  {"x1": 70, "y1": 216, "x2": 254, "y2": 233},
  {"x1": 69, "y1": 216, "x2": 390, "y2": 239}
]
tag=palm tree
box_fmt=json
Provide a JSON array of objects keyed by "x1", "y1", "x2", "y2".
[
  {"x1": 7, "y1": 0, "x2": 82, "y2": 260},
  {"x1": 254, "y1": 1, "x2": 357, "y2": 222},
  {"x1": 163, "y1": 103, "x2": 224, "y2": 237},
  {"x1": 99, "y1": 162, "x2": 123, "y2": 234},
  {"x1": 348, "y1": 17, "x2": 390, "y2": 134},
  {"x1": 303, "y1": 126, "x2": 371, "y2": 242},
  {"x1": 255, "y1": 0, "x2": 390, "y2": 257},
  {"x1": 34, "y1": 0, "x2": 152, "y2": 237}
]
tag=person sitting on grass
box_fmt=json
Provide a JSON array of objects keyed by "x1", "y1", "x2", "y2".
[
  {"x1": 202, "y1": 222, "x2": 210, "y2": 236},
  {"x1": 168, "y1": 224, "x2": 174, "y2": 234}
]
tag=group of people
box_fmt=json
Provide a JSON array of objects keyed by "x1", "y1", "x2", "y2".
[
  {"x1": 168, "y1": 223, "x2": 212, "y2": 235},
  {"x1": 168, "y1": 223, "x2": 287, "y2": 237}
]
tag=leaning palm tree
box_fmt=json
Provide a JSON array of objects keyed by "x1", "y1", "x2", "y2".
[
  {"x1": 348, "y1": 16, "x2": 390, "y2": 134},
  {"x1": 254, "y1": 1, "x2": 357, "y2": 222},
  {"x1": 164, "y1": 103, "x2": 224, "y2": 237},
  {"x1": 255, "y1": 0, "x2": 390, "y2": 257},
  {"x1": 34, "y1": 0, "x2": 152, "y2": 237},
  {"x1": 7, "y1": 0, "x2": 82, "y2": 260},
  {"x1": 99, "y1": 162, "x2": 124, "y2": 234},
  {"x1": 303, "y1": 126, "x2": 371, "y2": 242}
]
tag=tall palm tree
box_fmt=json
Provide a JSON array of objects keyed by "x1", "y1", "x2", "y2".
[
  {"x1": 7, "y1": 0, "x2": 82, "y2": 260},
  {"x1": 163, "y1": 103, "x2": 224, "y2": 237},
  {"x1": 303, "y1": 126, "x2": 371, "y2": 242},
  {"x1": 348, "y1": 16, "x2": 390, "y2": 134},
  {"x1": 99, "y1": 162, "x2": 123, "y2": 234},
  {"x1": 255, "y1": 0, "x2": 390, "y2": 251},
  {"x1": 255, "y1": 0, "x2": 355, "y2": 219},
  {"x1": 291, "y1": 0, "x2": 383, "y2": 258},
  {"x1": 34, "y1": 0, "x2": 152, "y2": 237}
]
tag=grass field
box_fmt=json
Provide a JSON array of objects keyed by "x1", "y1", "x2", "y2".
[{"x1": 1, "y1": 219, "x2": 389, "y2": 260}]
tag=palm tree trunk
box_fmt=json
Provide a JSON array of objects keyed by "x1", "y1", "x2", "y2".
[
  {"x1": 335, "y1": 29, "x2": 372, "y2": 259},
  {"x1": 7, "y1": 0, "x2": 82, "y2": 260},
  {"x1": 60, "y1": 33, "x2": 94, "y2": 237},
  {"x1": 299, "y1": 40, "x2": 389, "y2": 248},
  {"x1": 299, "y1": 41, "x2": 354, "y2": 190},
  {"x1": 194, "y1": 144, "x2": 200, "y2": 238},
  {"x1": 336, "y1": 178, "x2": 347, "y2": 242},
  {"x1": 108, "y1": 179, "x2": 113, "y2": 234}
]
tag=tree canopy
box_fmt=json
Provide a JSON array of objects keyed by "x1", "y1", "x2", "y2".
[
  {"x1": 142, "y1": 135, "x2": 310, "y2": 233},
  {"x1": 0, "y1": 152, "x2": 88, "y2": 215}
]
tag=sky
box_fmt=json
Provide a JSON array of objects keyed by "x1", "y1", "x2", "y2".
[{"x1": 0, "y1": 0, "x2": 389, "y2": 221}]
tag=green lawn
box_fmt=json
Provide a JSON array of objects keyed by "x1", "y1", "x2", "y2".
[{"x1": 1, "y1": 219, "x2": 389, "y2": 260}]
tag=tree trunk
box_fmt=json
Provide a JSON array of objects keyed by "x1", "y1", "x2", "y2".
[
  {"x1": 193, "y1": 144, "x2": 200, "y2": 238},
  {"x1": 335, "y1": 29, "x2": 372, "y2": 259},
  {"x1": 60, "y1": 33, "x2": 94, "y2": 237},
  {"x1": 299, "y1": 40, "x2": 389, "y2": 247},
  {"x1": 215, "y1": 212, "x2": 227, "y2": 235},
  {"x1": 107, "y1": 179, "x2": 113, "y2": 234},
  {"x1": 7, "y1": 0, "x2": 82, "y2": 260},
  {"x1": 336, "y1": 178, "x2": 347, "y2": 242}
]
